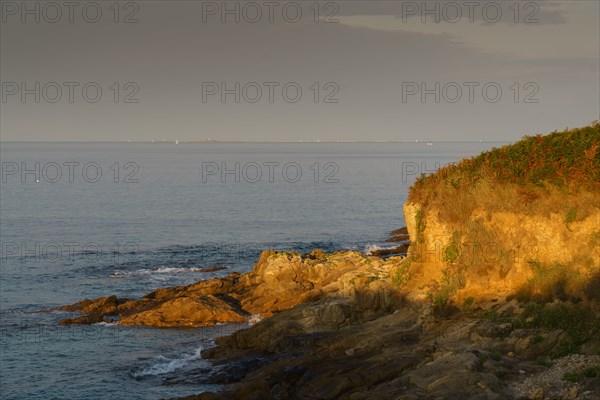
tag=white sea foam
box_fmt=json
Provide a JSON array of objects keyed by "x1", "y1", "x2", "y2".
[
  {"x1": 92, "y1": 321, "x2": 118, "y2": 327},
  {"x1": 364, "y1": 243, "x2": 403, "y2": 256},
  {"x1": 110, "y1": 266, "x2": 218, "y2": 278},
  {"x1": 364, "y1": 244, "x2": 382, "y2": 253},
  {"x1": 131, "y1": 346, "x2": 204, "y2": 377},
  {"x1": 364, "y1": 244, "x2": 387, "y2": 255}
]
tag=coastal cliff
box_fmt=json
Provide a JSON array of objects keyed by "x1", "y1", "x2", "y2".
[
  {"x1": 402, "y1": 123, "x2": 599, "y2": 307},
  {"x1": 57, "y1": 124, "x2": 600, "y2": 400}
]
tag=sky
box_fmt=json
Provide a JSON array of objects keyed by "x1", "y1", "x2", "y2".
[{"x1": 1, "y1": 0, "x2": 599, "y2": 142}]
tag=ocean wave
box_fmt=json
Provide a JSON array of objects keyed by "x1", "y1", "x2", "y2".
[
  {"x1": 365, "y1": 243, "x2": 407, "y2": 256},
  {"x1": 364, "y1": 244, "x2": 386, "y2": 255},
  {"x1": 131, "y1": 346, "x2": 203, "y2": 378},
  {"x1": 110, "y1": 266, "x2": 223, "y2": 278},
  {"x1": 92, "y1": 321, "x2": 118, "y2": 327}
]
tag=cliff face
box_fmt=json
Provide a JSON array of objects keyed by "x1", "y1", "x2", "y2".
[
  {"x1": 404, "y1": 202, "x2": 600, "y2": 299},
  {"x1": 403, "y1": 124, "x2": 600, "y2": 304}
]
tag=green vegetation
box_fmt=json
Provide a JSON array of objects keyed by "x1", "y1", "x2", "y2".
[
  {"x1": 564, "y1": 207, "x2": 578, "y2": 227},
  {"x1": 415, "y1": 208, "x2": 425, "y2": 244},
  {"x1": 516, "y1": 261, "x2": 587, "y2": 303},
  {"x1": 495, "y1": 370, "x2": 508, "y2": 379},
  {"x1": 474, "y1": 301, "x2": 600, "y2": 358},
  {"x1": 480, "y1": 309, "x2": 501, "y2": 322},
  {"x1": 392, "y1": 259, "x2": 413, "y2": 287},
  {"x1": 430, "y1": 287, "x2": 450, "y2": 308},
  {"x1": 583, "y1": 364, "x2": 600, "y2": 378},
  {"x1": 462, "y1": 296, "x2": 474, "y2": 308},
  {"x1": 563, "y1": 372, "x2": 581, "y2": 382},
  {"x1": 429, "y1": 267, "x2": 465, "y2": 307},
  {"x1": 442, "y1": 241, "x2": 460, "y2": 264},
  {"x1": 410, "y1": 123, "x2": 600, "y2": 205},
  {"x1": 531, "y1": 334, "x2": 544, "y2": 345},
  {"x1": 513, "y1": 302, "x2": 600, "y2": 358},
  {"x1": 536, "y1": 359, "x2": 553, "y2": 368},
  {"x1": 408, "y1": 123, "x2": 599, "y2": 228}
]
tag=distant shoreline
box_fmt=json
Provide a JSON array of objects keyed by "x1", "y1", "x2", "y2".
[{"x1": 0, "y1": 140, "x2": 512, "y2": 144}]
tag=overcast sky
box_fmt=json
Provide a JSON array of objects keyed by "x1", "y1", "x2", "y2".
[{"x1": 1, "y1": 0, "x2": 598, "y2": 142}]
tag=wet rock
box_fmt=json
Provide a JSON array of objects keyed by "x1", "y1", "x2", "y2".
[
  {"x1": 58, "y1": 295, "x2": 121, "y2": 324},
  {"x1": 198, "y1": 266, "x2": 226, "y2": 273},
  {"x1": 117, "y1": 298, "x2": 155, "y2": 317},
  {"x1": 59, "y1": 315, "x2": 104, "y2": 325},
  {"x1": 386, "y1": 234, "x2": 411, "y2": 243},
  {"x1": 390, "y1": 227, "x2": 409, "y2": 235},
  {"x1": 57, "y1": 295, "x2": 119, "y2": 315},
  {"x1": 369, "y1": 244, "x2": 409, "y2": 257}
]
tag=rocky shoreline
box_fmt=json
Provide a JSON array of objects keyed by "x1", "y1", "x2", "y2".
[
  {"x1": 56, "y1": 245, "x2": 600, "y2": 400},
  {"x1": 57, "y1": 248, "x2": 400, "y2": 327}
]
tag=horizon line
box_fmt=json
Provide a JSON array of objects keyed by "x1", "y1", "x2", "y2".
[{"x1": 0, "y1": 140, "x2": 513, "y2": 144}]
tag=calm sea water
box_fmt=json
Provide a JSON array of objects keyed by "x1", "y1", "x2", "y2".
[{"x1": 0, "y1": 141, "x2": 503, "y2": 400}]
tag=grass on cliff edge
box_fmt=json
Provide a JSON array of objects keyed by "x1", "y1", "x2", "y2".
[{"x1": 408, "y1": 122, "x2": 600, "y2": 222}]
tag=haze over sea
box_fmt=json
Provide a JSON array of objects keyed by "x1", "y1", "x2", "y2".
[{"x1": 0, "y1": 141, "x2": 504, "y2": 400}]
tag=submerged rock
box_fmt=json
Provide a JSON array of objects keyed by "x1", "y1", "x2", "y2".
[{"x1": 59, "y1": 315, "x2": 105, "y2": 325}]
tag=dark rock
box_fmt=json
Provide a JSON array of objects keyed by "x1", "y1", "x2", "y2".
[
  {"x1": 386, "y1": 235, "x2": 411, "y2": 243},
  {"x1": 198, "y1": 266, "x2": 226, "y2": 273},
  {"x1": 302, "y1": 249, "x2": 327, "y2": 260},
  {"x1": 59, "y1": 315, "x2": 104, "y2": 325},
  {"x1": 370, "y1": 244, "x2": 409, "y2": 257},
  {"x1": 390, "y1": 227, "x2": 409, "y2": 235},
  {"x1": 56, "y1": 295, "x2": 119, "y2": 315}
]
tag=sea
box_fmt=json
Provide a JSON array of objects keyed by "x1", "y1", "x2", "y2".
[{"x1": 0, "y1": 141, "x2": 506, "y2": 399}]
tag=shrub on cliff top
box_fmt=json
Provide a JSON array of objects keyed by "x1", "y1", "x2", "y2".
[{"x1": 409, "y1": 122, "x2": 600, "y2": 205}]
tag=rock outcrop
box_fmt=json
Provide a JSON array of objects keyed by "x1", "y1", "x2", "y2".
[
  {"x1": 174, "y1": 293, "x2": 600, "y2": 400},
  {"x1": 57, "y1": 250, "x2": 403, "y2": 327},
  {"x1": 120, "y1": 296, "x2": 246, "y2": 327}
]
